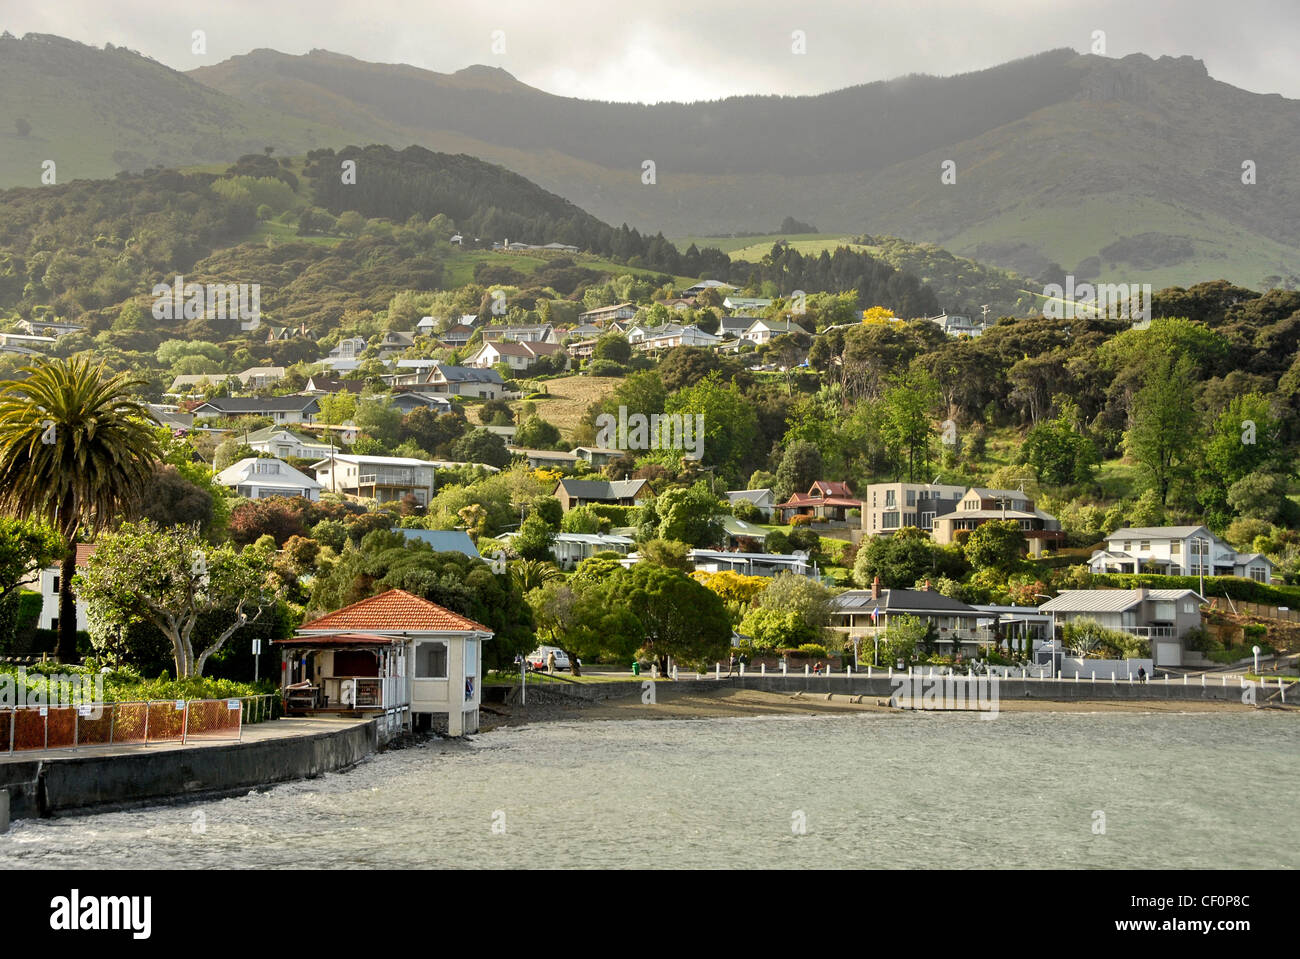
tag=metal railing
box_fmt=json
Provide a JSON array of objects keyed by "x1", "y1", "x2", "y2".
[{"x1": 0, "y1": 698, "x2": 254, "y2": 754}]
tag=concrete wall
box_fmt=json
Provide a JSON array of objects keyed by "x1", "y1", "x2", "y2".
[{"x1": 0, "y1": 719, "x2": 379, "y2": 823}]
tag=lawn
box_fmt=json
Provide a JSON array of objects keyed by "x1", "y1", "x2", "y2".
[{"x1": 512, "y1": 374, "x2": 623, "y2": 441}]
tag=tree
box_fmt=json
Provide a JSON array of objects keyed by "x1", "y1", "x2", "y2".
[
  {"x1": 775, "y1": 440, "x2": 823, "y2": 500},
  {"x1": 77, "y1": 521, "x2": 269, "y2": 677},
  {"x1": 638, "y1": 538, "x2": 693, "y2": 572},
  {"x1": 138, "y1": 464, "x2": 215, "y2": 532},
  {"x1": 514, "y1": 416, "x2": 562, "y2": 449},
  {"x1": 527, "y1": 579, "x2": 636, "y2": 677},
  {"x1": 0, "y1": 358, "x2": 160, "y2": 661},
  {"x1": 879, "y1": 368, "x2": 941, "y2": 482},
  {"x1": 880, "y1": 614, "x2": 925, "y2": 667},
  {"x1": 452, "y1": 428, "x2": 511, "y2": 469},
  {"x1": 0, "y1": 517, "x2": 61, "y2": 604},
  {"x1": 637, "y1": 480, "x2": 724, "y2": 546},
  {"x1": 853, "y1": 526, "x2": 968, "y2": 587},
  {"x1": 1123, "y1": 353, "x2": 1199, "y2": 507},
  {"x1": 600, "y1": 564, "x2": 732, "y2": 675},
  {"x1": 739, "y1": 572, "x2": 834, "y2": 649},
  {"x1": 1021, "y1": 399, "x2": 1099, "y2": 486},
  {"x1": 592, "y1": 334, "x2": 631, "y2": 364},
  {"x1": 513, "y1": 513, "x2": 556, "y2": 562},
  {"x1": 962, "y1": 520, "x2": 1026, "y2": 571}
]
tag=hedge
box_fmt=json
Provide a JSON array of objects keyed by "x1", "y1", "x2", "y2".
[
  {"x1": 1091, "y1": 573, "x2": 1300, "y2": 607},
  {"x1": 588, "y1": 504, "x2": 641, "y2": 527}
]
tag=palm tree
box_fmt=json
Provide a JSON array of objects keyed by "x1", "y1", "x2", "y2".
[
  {"x1": 0, "y1": 358, "x2": 160, "y2": 662},
  {"x1": 509, "y1": 557, "x2": 563, "y2": 594}
]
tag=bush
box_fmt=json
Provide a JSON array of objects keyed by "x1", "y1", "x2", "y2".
[
  {"x1": 790, "y1": 514, "x2": 816, "y2": 528},
  {"x1": 796, "y1": 643, "x2": 829, "y2": 658},
  {"x1": 587, "y1": 359, "x2": 627, "y2": 377}
]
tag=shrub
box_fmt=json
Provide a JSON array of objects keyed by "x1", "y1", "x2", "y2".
[
  {"x1": 587, "y1": 359, "x2": 627, "y2": 377},
  {"x1": 796, "y1": 643, "x2": 829, "y2": 658},
  {"x1": 790, "y1": 514, "x2": 816, "y2": 528}
]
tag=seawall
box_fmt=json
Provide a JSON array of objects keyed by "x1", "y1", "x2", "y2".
[{"x1": 0, "y1": 718, "x2": 380, "y2": 823}]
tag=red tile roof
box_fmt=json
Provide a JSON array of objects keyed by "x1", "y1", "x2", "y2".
[
  {"x1": 274, "y1": 632, "x2": 403, "y2": 647},
  {"x1": 299, "y1": 589, "x2": 491, "y2": 634},
  {"x1": 74, "y1": 543, "x2": 97, "y2": 569}
]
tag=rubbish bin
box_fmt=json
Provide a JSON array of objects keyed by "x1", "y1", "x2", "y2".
[{"x1": 632, "y1": 661, "x2": 640, "y2": 676}]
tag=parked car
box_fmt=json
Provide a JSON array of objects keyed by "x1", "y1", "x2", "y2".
[{"x1": 527, "y1": 646, "x2": 580, "y2": 671}]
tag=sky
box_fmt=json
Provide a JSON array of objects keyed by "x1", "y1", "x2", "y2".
[{"x1": 4, "y1": 0, "x2": 1299, "y2": 102}]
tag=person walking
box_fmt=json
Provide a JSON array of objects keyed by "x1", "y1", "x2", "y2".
[
  {"x1": 546, "y1": 649, "x2": 556, "y2": 675},
  {"x1": 1137, "y1": 666, "x2": 1146, "y2": 684},
  {"x1": 728, "y1": 653, "x2": 738, "y2": 677}
]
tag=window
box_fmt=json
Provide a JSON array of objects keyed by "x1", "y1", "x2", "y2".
[
  {"x1": 1139, "y1": 541, "x2": 1150, "y2": 551},
  {"x1": 906, "y1": 490, "x2": 916, "y2": 506},
  {"x1": 881, "y1": 512, "x2": 900, "y2": 530},
  {"x1": 885, "y1": 490, "x2": 896, "y2": 507},
  {"x1": 921, "y1": 511, "x2": 936, "y2": 529},
  {"x1": 51, "y1": 576, "x2": 60, "y2": 594},
  {"x1": 1171, "y1": 541, "x2": 1181, "y2": 556},
  {"x1": 415, "y1": 642, "x2": 448, "y2": 678},
  {"x1": 1124, "y1": 541, "x2": 1131, "y2": 551},
  {"x1": 1251, "y1": 566, "x2": 1268, "y2": 583}
]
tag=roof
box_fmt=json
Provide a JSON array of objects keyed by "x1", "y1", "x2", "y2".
[
  {"x1": 1038, "y1": 589, "x2": 1202, "y2": 613},
  {"x1": 395, "y1": 528, "x2": 481, "y2": 558},
  {"x1": 311, "y1": 454, "x2": 439, "y2": 468},
  {"x1": 274, "y1": 632, "x2": 404, "y2": 648},
  {"x1": 434, "y1": 363, "x2": 504, "y2": 384},
  {"x1": 216, "y1": 457, "x2": 321, "y2": 489},
  {"x1": 1107, "y1": 526, "x2": 1209, "y2": 539},
  {"x1": 241, "y1": 425, "x2": 330, "y2": 445},
  {"x1": 832, "y1": 588, "x2": 978, "y2": 615},
  {"x1": 726, "y1": 488, "x2": 774, "y2": 504},
  {"x1": 299, "y1": 589, "x2": 491, "y2": 634},
  {"x1": 305, "y1": 377, "x2": 366, "y2": 393},
  {"x1": 556, "y1": 478, "x2": 651, "y2": 500},
  {"x1": 722, "y1": 516, "x2": 770, "y2": 538},
  {"x1": 193, "y1": 396, "x2": 320, "y2": 414}
]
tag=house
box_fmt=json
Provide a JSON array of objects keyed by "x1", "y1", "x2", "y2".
[
  {"x1": 216, "y1": 457, "x2": 322, "y2": 501},
  {"x1": 235, "y1": 366, "x2": 286, "y2": 389},
  {"x1": 389, "y1": 391, "x2": 454, "y2": 415},
  {"x1": 725, "y1": 488, "x2": 777, "y2": 521},
  {"x1": 862, "y1": 482, "x2": 968, "y2": 537},
  {"x1": 479, "y1": 323, "x2": 556, "y2": 344},
  {"x1": 553, "y1": 477, "x2": 654, "y2": 512},
  {"x1": 930, "y1": 487, "x2": 1063, "y2": 556},
  {"x1": 571, "y1": 446, "x2": 625, "y2": 468},
  {"x1": 426, "y1": 364, "x2": 506, "y2": 399},
  {"x1": 241, "y1": 425, "x2": 336, "y2": 461},
  {"x1": 16, "y1": 318, "x2": 84, "y2": 338},
  {"x1": 168, "y1": 373, "x2": 233, "y2": 394},
  {"x1": 311, "y1": 454, "x2": 439, "y2": 505},
  {"x1": 279, "y1": 589, "x2": 493, "y2": 735},
  {"x1": 682, "y1": 280, "x2": 735, "y2": 296},
  {"x1": 1088, "y1": 526, "x2": 1274, "y2": 583},
  {"x1": 416, "y1": 316, "x2": 439, "y2": 335},
  {"x1": 191, "y1": 395, "x2": 321, "y2": 424},
  {"x1": 0, "y1": 332, "x2": 55, "y2": 353},
  {"x1": 774, "y1": 481, "x2": 862, "y2": 524},
  {"x1": 923, "y1": 313, "x2": 989, "y2": 337},
  {"x1": 468, "y1": 339, "x2": 569, "y2": 372},
  {"x1": 394, "y1": 529, "x2": 481, "y2": 559},
  {"x1": 439, "y1": 323, "x2": 477, "y2": 348},
  {"x1": 633, "y1": 324, "x2": 721, "y2": 352},
  {"x1": 741, "y1": 318, "x2": 808, "y2": 344},
  {"x1": 145, "y1": 404, "x2": 194, "y2": 432},
  {"x1": 722, "y1": 296, "x2": 773, "y2": 313},
  {"x1": 567, "y1": 338, "x2": 600, "y2": 360},
  {"x1": 578, "y1": 303, "x2": 639, "y2": 325},
  {"x1": 378, "y1": 331, "x2": 416, "y2": 354},
  {"x1": 35, "y1": 544, "x2": 96, "y2": 633},
  {"x1": 717, "y1": 315, "x2": 754, "y2": 339},
  {"x1": 1037, "y1": 589, "x2": 1205, "y2": 667},
  {"x1": 302, "y1": 376, "x2": 366, "y2": 395},
  {"x1": 500, "y1": 531, "x2": 635, "y2": 570},
  {"x1": 683, "y1": 549, "x2": 815, "y2": 578},
  {"x1": 721, "y1": 516, "x2": 772, "y2": 549},
  {"x1": 509, "y1": 448, "x2": 579, "y2": 470},
  {"x1": 327, "y1": 336, "x2": 368, "y2": 360},
  {"x1": 828, "y1": 579, "x2": 987, "y2": 661},
  {"x1": 566, "y1": 322, "x2": 605, "y2": 340}
]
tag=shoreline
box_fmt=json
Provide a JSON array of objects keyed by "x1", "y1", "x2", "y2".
[{"x1": 476, "y1": 685, "x2": 1295, "y2": 731}]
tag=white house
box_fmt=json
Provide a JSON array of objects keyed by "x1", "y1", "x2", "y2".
[
  {"x1": 633, "y1": 324, "x2": 722, "y2": 351},
  {"x1": 1089, "y1": 526, "x2": 1274, "y2": 583},
  {"x1": 468, "y1": 339, "x2": 569, "y2": 372},
  {"x1": 741, "y1": 318, "x2": 808, "y2": 344},
  {"x1": 1037, "y1": 589, "x2": 1204, "y2": 667},
  {"x1": 498, "y1": 531, "x2": 635, "y2": 570},
  {"x1": 35, "y1": 544, "x2": 96, "y2": 632},
  {"x1": 311, "y1": 454, "x2": 438, "y2": 505},
  {"x1": 725, "y1": 488, "x2": 777, "y2": 520},
  {"x1": 216, "y1": 457, "x2": 322, "y2": 501},
  {"x1": 235, "y1": 366, "x2": 286, "y2": 389},
  {"x1": 279, "y1": 589, "x2": 493, "y2": 735}
]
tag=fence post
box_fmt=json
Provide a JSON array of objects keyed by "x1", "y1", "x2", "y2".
[
  {"x1": 805, "y1": 664, "x2": 810, "y2": 676},
  {"x1": 761, "y1": 663, "x2": 766, "y2": 675},
  {"x1": 715, "y1": 663, "x2": 720, "y2": 680}
]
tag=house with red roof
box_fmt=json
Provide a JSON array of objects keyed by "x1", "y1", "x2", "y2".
[
  {"x1": 773, "y1": 481, "x2": 863, "y2": 524},
  {"x1": 275, "y1": 589, "x2": 494, "y2": 736},
  {"x1": 35, "y1": 543, "x2": 97, "y2": 633}
]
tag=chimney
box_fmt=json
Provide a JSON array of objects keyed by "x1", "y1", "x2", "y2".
[{"x1": 871, "y1": 576, "x2": 880, "y2": 600}]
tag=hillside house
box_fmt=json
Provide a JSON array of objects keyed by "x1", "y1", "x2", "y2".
[
  {"x1": 1037, "y1": 589, "x2": 1204, "y2": 667},
  {"x1": 216, "y1": 457, "x2": 322, "y2": 501},
  {"x1": 553, "y1": 477, "x2": 654, "y2": 512},
  {"x1": 468, "y1": 339, "x2": 569, "y2": 372},
  {"x1": 1088, "y1": 526, "x2": 1274, "y2": 583},
  {"x1": 191, "y1": 395, "x2": 321, "y2": 424},
  {"x1": 774, "y1": 481, "x2": 862, "y2": 524},
  {"x1": 311, "y1": 454, "x2": 438, "y2": 505},
  {"x1": 862, "y1": 482, "x2": 968, "y2": 536},
  {"x1": 930, "y1": 488, "x2": 1063, "y2": 556}
]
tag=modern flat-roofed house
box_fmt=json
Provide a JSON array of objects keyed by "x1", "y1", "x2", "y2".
[
  {"x1": 722, "y1": 296, "x2": 773, "y2": 313},
  {"x1": 684, "y1": 549, "x2": 814, "y2": 578},
  {"x1": 1088, "y1": 526, "x2": 1274, "y2": 583},
  {"x1": 774, "y1": 481, "x2": 862, "y2": 524},
  {"x1": 1037, "y1": 589, "x2": 1204, "y2": 667},
  {"x1": 191, "y1": 395, "x2": 321, "y2": 424},
  {"x1": 634, "y1": 324, "x2": 722, "y2": 351},
  {"x1": 930, "y1": 487, "x2": 1063, "y2": 556},
  {"x1": 741, "y1": 318, "x2": 808, "y2": 344},
  {"x1": 242, "y1": 425, "x2": 335, "y2": 461},
  {"x1": 725, "y1": 488, "x2": 776, "y2": 520},
  {"x1": 279, "y1": 589, "x2": 493, "y2": 735},
  {"x1": 828, "y1": 579, "x2": 986, "y2": 661},
  {"x1": 468, "y1": 339, "x2": 569, "y2": 372},
  {"x1": 216, "y1": 457, "x2": 322, "y2": 501},
  {"x1": 554, "y1": 477, "x2": 653, "y2": 512},
  {"x1": 578, "y1": 303, "x2": 639, "y2": 325},
  {"x1": 35, "y1": 544, "x2": 96, "y2": 632},
  {"x1": 510, "y1": 448, "x2": 579, "y2": 470},
  {"x1": 862, "y1": 482, "x2": 968, "y2": 536},
  {"x1": 311, "y1": 454, "x2": 438, "y2": 505}
]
